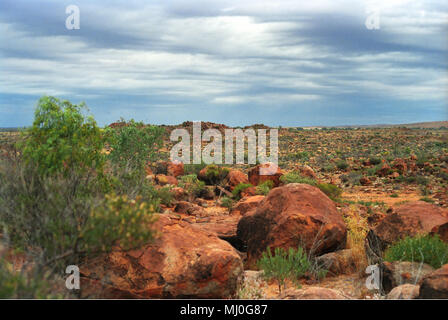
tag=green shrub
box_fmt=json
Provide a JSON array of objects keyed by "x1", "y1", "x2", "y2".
[
  {"x1": 19, "y1": 96, "x2": 105, "y2": 176},
  {"x1": 105, "y1": 119, "x2": 164, "y2": 173},
  {"x1": 232, "y1": 183, "x2": 253, "y2": 200},
  {"x1": 420, "y1": 197, "x2": 435, "y2": 203},
  {"x1": 369, "y1": 157, "x2": 382, "y2": 165},
  {"x1": 184, "y1": 162, "x2": 207, "y2": 176},
  {"x1": 384, "y1": 234, "x2": 448, "y2": 269},
  {"x1": 0, "y1": 256, "x2": 56, "y2": 299},
  {"x1": 157, "y1": 186, "x2": 174, "y2": 206},
  {"x1": 178, "y1": 174, "x2": 206, "y2": 200},
  {"x1": 81, "y1": 194, "x2": 157, "y2": 253},
  {"x1": 257, "y1": 246, "x2": 313, "y2": 293},
  {"x1": 203, "y1": 164, "x2": 230, "y2": 185},
  {"x1": 336, "y1": 160, "x2": 349, "y2": 170},
  {"x1": 390, "y1": 193, "x2": 399, "y2": 198},
  {"x1": 317, "y1": 183, "x2": 343, "y2": 201},
  {"x1": 256, "y1": 180, "x2": 274, "y2": 196},
  {"x1": 280, "y1": 172, "x2": 316, "y2": 186},
  {"x1": 220, "y1": 196, "x2": 234, "y2": 210}
]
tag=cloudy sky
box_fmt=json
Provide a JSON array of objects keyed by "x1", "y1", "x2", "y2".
[{"x1": 0, "y1": 0, "x2": 447, "y2": 127}]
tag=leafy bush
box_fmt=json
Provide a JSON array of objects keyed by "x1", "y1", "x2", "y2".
[
  {"x1": 317, "y1": 183, "x2": 343, "y2": 201},
  {"x1": 157, "y1": 186, "x2": 175, "y2": 207},
  {"x1": 105, "y1": 119, "x2": 164, "y2": 173},
  {"x1": 336, "y1": 160, "x2": 349, "y2": 170},
  {"x1": 184, "y1": 162, "x2": 207, "y2": 176},
  {"x1": 19, "y1": 96, "x2": 105, "y2": 176},
  {"x1": 280, "y1": 172, "x2": 317, "y2": 186},
  {"x1": 81, "y1": 194, "x2": 157, "y2": 253},
  {"x1": 178, "y1": 174, "x2": 206, "y2": 201},
  {"x1": 384, "y1": 234, "x2": 448, "y2": 269},
  {"x1": 257, "y1": 246, "x2": 312, "y2": 293},
  {"x1": 232, "y1": 183, "x2": 253, "y2": 200},
  {"x1": 256, "y1": 180, "x2": 274, "y2": 196},
  {"x1": 369, "y1": 157, "x2": 382, "y2": 165},
  {"x1": 220, "y1": 196, "x2": 234, "y2": 210},
  {"x1": 0, "y1": 256, "x2": 56, "y2": 299},
  {"x1": 203, "y1": 164, "x2": 230, "y2": 185}
]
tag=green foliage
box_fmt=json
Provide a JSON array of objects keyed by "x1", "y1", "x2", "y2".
[
  {"x1": 384, "y1": 234, "x2": 448, "y2": 269},
  {"x1": 257, "y1": 246, "x2": 312, "y2": 293},
  {"x1": 105, "y1": 119, "x2": 164, "y2": 173},
  {"x1": 232, "y1": 183, "x2": 253, "y2": 200},
  {"x1": 184, "y1": 162, "x2": 207, "y2": 176},
  {"x1": 220, "y1": 196, "x2": 234, "y2": 210},
  {"x1": 0, "y1": 257, "x2": 55, "y2": 299},
  {"x1": 19, "y1": 96, "x2": 105, "y2": 176},
  {"x1": 201, "y1": 164, "x2": 230, "y2": 185},
  {"x1": 336, "y1": 160, "x2": 349, "y2": 170},
  {"x1": 81, "y1": 194, "x2": 157, "y2": 253},
  {"x1": 317, "y1": 183, "x2": 343, "y2": 201},
  {"x1": 178, "y1": 174, "x2": 206, "y2": 200},
  {"x1": 340, "y1": 171, "x2": 362, "y2": 185},
  {"x1": 157, "y1": 186, "x2": 175, "y2": 206},
  {"x1": 369, "y1": 157, "x2": 382, "y2": 165},
  {"x1": 256, "y1": 180, "x2": 274, "y2": 195},
  {"x1": 420, "y1": 197, "x2": 435, "y2": 203},
  {"x1": 280, "y1": 172, "x2": 316, "y2": 186}
]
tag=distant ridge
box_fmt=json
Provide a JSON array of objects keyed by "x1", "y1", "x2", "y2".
[{"x1": 316, "y1": 121, "x2": 448, "y2": 129}]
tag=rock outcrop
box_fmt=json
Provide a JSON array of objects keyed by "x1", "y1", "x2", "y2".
[
  {"x1": 80, "y1": 214, "x2": 244, "y2": 298},
  {"x1": 237, "y1": 183, "x2": 347, "y2": 268}
]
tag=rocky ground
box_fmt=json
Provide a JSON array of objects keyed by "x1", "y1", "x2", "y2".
[{"x1": 1, "y1": 125, "x2": 447, "y2": 299}]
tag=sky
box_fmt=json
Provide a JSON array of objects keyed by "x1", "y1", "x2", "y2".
[{"x1": 0, "y1": 0, "x2": 447, "y2": 127}]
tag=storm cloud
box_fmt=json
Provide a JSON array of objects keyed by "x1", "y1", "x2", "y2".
[{"x1": 0, "y1": 0, "x2": 447, "y2": 127}]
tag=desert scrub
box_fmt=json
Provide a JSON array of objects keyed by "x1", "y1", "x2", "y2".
[
  {"x1": 336, "y1": 160, "x2": 349, "y2": 171},
  {"x1": 317, "y1": 183, "x2": 342, "y2": 201},
  {"x1": 178, "y1": 174, "x2": 206, "y2": 201},
  {"x1": 184, "y1": 162, "x2": 207, "y2": 176},
  {"x1": 232, "y1": 183, "x2": 253, "y2": 200},
  {"x1": 280, "y1": 172, "x2": 317, "y2": 186},
  {"x1": 257, "y1": 246, "x2": 312, "y2": 293},
  {"x1": 256, "y1": 180, "x2": 274, "y2": 196},
  {"x1": 105, "y1": 119, "x2": 164, "y2": 173},
  {"x1": 220, "y1": 196, "x2": 234, "y2": 210},
  {"x1": 342, "y1": 205, "x2": 369, "y2": 274},
  {"x1": 156, "y1": 186, "x2": 174, "y2": 207},
  {"x1": 384, "y1": 234, "x2": 448, "y2": 269},
  {"x1": 19, "y1": 96, "x2": 106, "y2": 177},
  {"x1": 81, "y1": 194, "x2": 158, "y2": 253},
  {"x1": 202, "y1": 164, "x2": 230, "y2": 185}
]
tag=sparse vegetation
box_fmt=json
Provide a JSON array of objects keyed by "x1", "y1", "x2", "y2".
[{"x1": 385, "y1": 234, "x2": 448, "y2": 269}]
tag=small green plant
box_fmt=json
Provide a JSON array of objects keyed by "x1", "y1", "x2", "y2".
[
  {"x1": 178, "y1": 174, "x2": 206, "y2": 200},
  {"x1": 257, "y1": 246, "x2": 313, "y2": 293},
  {"x1": 232, "y1": 183, "x2": 253, "y2": 200},
  {"x1": 157, "y1": 186, "x2": 175, "y2": 206},
  {"x1": 390, "y1": 193, "x2": 399, "y2": 198},
  {"x1": 221, "y1": 196, "x2": 234, "y2": 210},
  {"x1": 317, "y1": 183, "x2": 343, "y2": 201},
  {"x1": 336, "y1": 160, "x2": 349, "y2": 170},
  {"x1": 201, "y1": 164, "x2": 230, "y2": 185},
  {"x1": 280, "y1": 172, "x2": 316, "y2": 186},
  {"x1": 384, "y1": 234, "x2": 448, "y2": 269},
  {"x1": 419, "y1": 197, "x2": 435, "y2": 204},
  {"x1": 369, "y1": 157, "x2": 382, "y2": 165},
  {"x1": 184, "y1": 162, "x2": 207, "y2": 176},
  {"x1": 256, "y1": 180, "x2": 274, "y2": 196}
]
